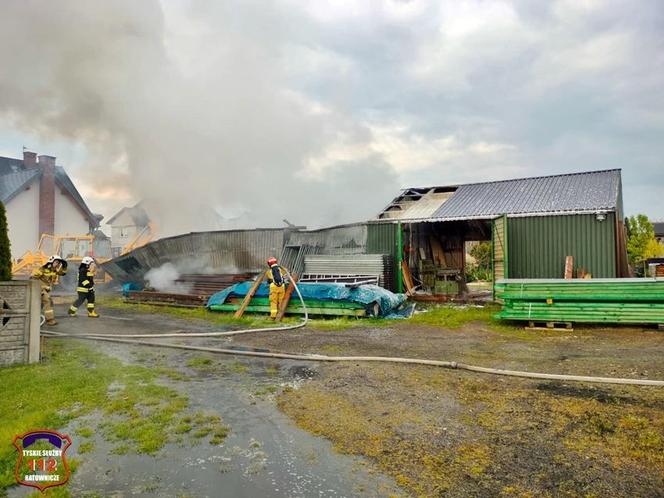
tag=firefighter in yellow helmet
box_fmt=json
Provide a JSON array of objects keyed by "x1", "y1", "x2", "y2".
[
  {"x1": 31, "y1": 255, "x2": 68, "y2": 326},
  {"x1": 265, "y1": 257, "x2": 286, "y2": 319},
  {"x1": 68, "y1": 256, "x2": 99, "y2": 318}
]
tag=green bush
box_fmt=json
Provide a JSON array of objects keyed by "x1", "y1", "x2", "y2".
[{"x1": 0, "y1": 202, "x2": 11, "y2": 280}]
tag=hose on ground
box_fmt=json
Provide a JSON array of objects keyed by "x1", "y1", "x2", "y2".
[
  {"x1": 82, "y1": 266, "x2": 309, "y2": 339},
  {"x1": 41, "y1": 330, "x2": 664, "y2": 387},
  {"x1": 43, "y1": 268, "x2": 664, "y2": 387}
]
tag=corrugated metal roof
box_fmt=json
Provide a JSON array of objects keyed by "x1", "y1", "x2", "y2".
[
  {"x1": 654, "y1": 222, "x2": 664, "y2": 237},
  {"x1": 102, "y1": 228, "x2": 286, "y2": 281},
  {"x1": 0, "y1": 156, "x2": 25, "y2": 176},
  {"x1": 0, "y1": 169, "x2": 41, "y2": 203},
  {"x1": 378, "y1": 169, "x2": 622, "y2": 222}
]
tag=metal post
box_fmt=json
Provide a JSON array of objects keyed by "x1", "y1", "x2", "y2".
[{"x1": 396, "y1": 222, "x2": 404, "y2": 293}]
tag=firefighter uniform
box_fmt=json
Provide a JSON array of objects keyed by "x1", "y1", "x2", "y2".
[
  {"x1": 69, "y1": 261, "x2": 98, "y2": 317},
  {"x1": 31, "y1": 258, "x2": 67, "y2": 326},
  {"x1": 265, "y1": 262, "x2": 286, "y2": 319}
]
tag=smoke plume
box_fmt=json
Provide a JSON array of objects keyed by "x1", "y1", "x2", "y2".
[
  {"x1": 0, "y1": 0, "x2": 400, "y2": 236},
  {"x1": 144, "y1": 263, "x2": 192, "y2": 294}
]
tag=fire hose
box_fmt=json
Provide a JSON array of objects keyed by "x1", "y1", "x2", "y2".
[{"x1": 42, "y1": 267, "x2": 664, "y2": 387}]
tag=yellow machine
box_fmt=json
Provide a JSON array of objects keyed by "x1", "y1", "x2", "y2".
[
  {"x1": 12, "y1": 234, "x2": 112, "y2": 281},
  {"x1": 121, "y1": 221, "x2": 157, "y2": 255}
]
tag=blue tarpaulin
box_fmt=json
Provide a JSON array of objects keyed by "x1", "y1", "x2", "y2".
[
  {"x1": 207, "y1": 281, "x2": 407, "y2": 317},
  {"x1": 122, "y1": 282, "x2": 144, "y2": 297}
]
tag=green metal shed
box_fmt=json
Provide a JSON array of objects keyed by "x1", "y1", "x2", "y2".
[{"x1": 373, "y1": 169, "x2": 629, "y2": 296}]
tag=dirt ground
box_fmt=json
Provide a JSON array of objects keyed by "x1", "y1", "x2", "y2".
[
  {"x1": 34, "y1": 301, "x2": 664, "y2": 497},
  {"x1": 237, "y1": 317, "x2": 664, "y2": 497}
]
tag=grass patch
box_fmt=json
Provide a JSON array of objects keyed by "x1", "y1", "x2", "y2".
[
  {"x1": 0, "y1": 339, "x2": 228, "y2": 494},
  {"x1": 254, "y1": 385, "x2": 279, "y2": 396},
  {"x1": 228, "y1": 361, "x2": 249, "y2": 374},
  {"x1": 190, "y1": 412, "x2": 229, "y2": 445},
  {"x1": 409, "y1": 303, "x2": 511, "y2": 330},
  {"x1": 78, "y1": 441, "x2": 95, "y2": 454},
  {"x1": 0, "y1": 340, "x2": 123, "y2": 491},
  {"x1": 98, "y1": 296, "x2": 290, "y2": 329},
  {"x1": 75, "y1": 427, "x2": 94, "y2": 438},
  {"x1": 264, "y1": 365, "x2": 280, "y2": 376},
  {"x1": 318, "y1": 344, "x2": 345, "y2": 354},
  {"x1": 278, "y1": 364, "x2": 664, "y2": 497},
  {"x1": 98, "y1": 295, "x2": 391, "y2": 332}
]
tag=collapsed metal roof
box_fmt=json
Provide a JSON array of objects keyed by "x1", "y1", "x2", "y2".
[{"x1": 377, "y1": 169, "x2": 622, "y2": 222}]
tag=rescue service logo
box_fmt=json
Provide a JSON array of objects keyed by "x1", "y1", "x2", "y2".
[{"x1": 13, "y1": 429, "x2": 72, "y2": 492}]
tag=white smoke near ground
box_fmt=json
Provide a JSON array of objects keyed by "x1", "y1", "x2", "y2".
[
  {"x1": 144, "y1": 262, "x2": 192, "y2": 294},
  {"x1": 0, "y1": 0, "x2": 401, "y2": 236}
]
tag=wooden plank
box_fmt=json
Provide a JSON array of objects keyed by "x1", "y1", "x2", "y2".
[
  {"x1": 564, "y1": 256, "x2": 573, "y2": 279},
  {"x1": 429, "y1": 236, "x2": 446, "y2": 267},
  {"x1": 275, "y1": 274, "x2": 298, "y2": 322},
  {"x1": 401, "y1": 261, "x2": 416, "y2": 296},
  {"x1": 234, "y1": 272, "x2": 265, "y2": 318}
]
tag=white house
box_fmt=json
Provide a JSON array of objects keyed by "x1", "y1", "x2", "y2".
[
  {"x1": 106, "y1": 202, "x2": 152, "y2": 257},
  {"x1": 0, "y1": 151, "x2": 101, "y2": 259}
]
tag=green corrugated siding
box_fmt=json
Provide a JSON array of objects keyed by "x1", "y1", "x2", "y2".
[
  {"x1": 507, "y1": 214, "x2": 616, "y2": 278},
  {"x1": 367, "y1": 223, "x2": 397, "y2": 257},
  {"x1": 367, "y1": 223, "x2": 398, "y2": 291}
]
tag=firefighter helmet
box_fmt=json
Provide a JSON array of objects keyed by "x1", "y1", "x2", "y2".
[
  {"x1": 267, "y1": 257, "x2": 278, "y2": 266},
  {"x1": 81, "y1": 256, "x2": 95, "y2": 266}
]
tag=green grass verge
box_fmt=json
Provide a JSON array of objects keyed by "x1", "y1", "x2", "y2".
[
  {"x1": 0, "y1": 340, "x2": 228, "y2": 495},
  {"x1": 100, "y1": 295, "x2": 520, "y2": 333},
  {"x1": 98, "y1": 296, "x2": 390, "y2": 331},
  {"x1": 409, "y1": 303, "x2": 512, "y2": 330}
]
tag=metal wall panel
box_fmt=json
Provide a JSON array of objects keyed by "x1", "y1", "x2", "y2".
[
  {"x1": 366, "y1": 223, "x2": 397, "y2": 259},
  {"x1": 507, "y1": 214, "x2": 617, "y2": 278},
  {"x1": 286, "y1": 223, "x2": 369, "y2": 254},
  {"x1": 103, "y1": 229, "x2": 285, "y2": 281}
]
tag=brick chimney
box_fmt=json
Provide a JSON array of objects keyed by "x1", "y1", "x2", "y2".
[
  {"x1": 23, "y1": 150, "x2": 37, "y2": 168},
  {"x1": 38, "y1": 155, "x2": 56, "y2": 237}
]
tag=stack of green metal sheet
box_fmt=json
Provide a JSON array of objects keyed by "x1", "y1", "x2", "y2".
[
  {"x1": 495, "y1": 278, "x2": 664, "y2": 325},
  {"x1": 209, "y1": 297, "x2": 368, "y2": 317}
]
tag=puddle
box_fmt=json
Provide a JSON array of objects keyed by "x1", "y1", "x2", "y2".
[{"x1": 9, "y1": 340, "x2": 402, "y2": 497}]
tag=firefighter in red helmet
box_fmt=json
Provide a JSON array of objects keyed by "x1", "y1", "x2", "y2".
[{"x1": 265, "y1": 257, "x2": 286, "y2": 319}]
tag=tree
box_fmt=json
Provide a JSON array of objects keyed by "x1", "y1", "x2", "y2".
[
  {"x1": 0, "y1": 202, "x2": 11, "y2": 280},
  {"x1": 626, "y1": 214, "x2": 659, "y2": 276},
  {"x1": 467, "y1": 241, "x2": 492, "y2": 282}
]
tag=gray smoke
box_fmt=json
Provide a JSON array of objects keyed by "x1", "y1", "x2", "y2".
[
  {"x1": 0, "y1": 0, "x2": 400, "y2": 236},
  {"x1": 144, "y1": 263, "x2": 191, "y2": 294}
]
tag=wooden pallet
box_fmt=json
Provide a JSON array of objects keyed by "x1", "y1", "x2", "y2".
[{"x1": 526, "y1": 320, "x2": 573, "y2": 331}]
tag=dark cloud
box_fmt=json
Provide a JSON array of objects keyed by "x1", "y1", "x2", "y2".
[{"x1": 0, "y1": 0, "x2": 662, "y2": 235}]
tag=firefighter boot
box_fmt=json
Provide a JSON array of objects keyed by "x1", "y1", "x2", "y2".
[
  {"x1": 87, "y1": 304, "x2": 99, "y2": 318},
  {"x1": 68, "y1": 306, "x2": 77, "y2": 317}
]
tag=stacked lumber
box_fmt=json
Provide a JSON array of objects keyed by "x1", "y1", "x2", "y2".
[
  {"x1": 125, "y1": 273, "x2": 256, "y2": 307},
  {"x1": 175, "y1": 273, "x2": 255, "y2": 297},
  {"x1": 495, "y1": 278, "x2": 664, "y2": 325},
  {"x1": 126, "y1": 291, "x2": 207, "y2": 307}
]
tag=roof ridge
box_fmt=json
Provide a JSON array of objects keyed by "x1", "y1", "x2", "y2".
[{"x1": 402, "y1": 168, "x2": 621, "y2": 191}]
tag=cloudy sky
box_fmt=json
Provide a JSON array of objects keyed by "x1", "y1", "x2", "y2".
[{"x1": 0, "y1": 0, "x2": 662, "y2": 235}]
